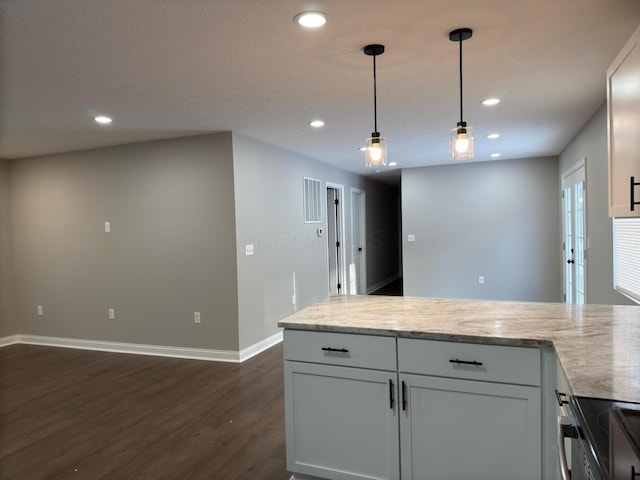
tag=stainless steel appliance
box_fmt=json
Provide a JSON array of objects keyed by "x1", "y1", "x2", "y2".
[{"x1": 558, "y1": 395, "x2": 640, "y2": 480}]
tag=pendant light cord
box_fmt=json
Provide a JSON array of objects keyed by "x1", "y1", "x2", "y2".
[
  {"x1": 373, "y1": 53, "x2": 378, "y2": 132},
  {"x1": 458, "y1": 37, "x2": 464, "y2": 124}
]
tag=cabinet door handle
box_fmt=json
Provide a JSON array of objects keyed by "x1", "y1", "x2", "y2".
[
  {"x1": 321, "y1": 347, "x2": 349, "y2": 354},
  {"x1": 389, "y1": 379, "x2": 394, "y2": 410},
  {"x1": 555, "y1": 389, "x2": 569, "y2": 406},
  {"x1": 401, "y1": 381, "x2": 407, "y2": 411},
  {"x1": 449, "y1": 358, "x2": 483, "y2": 367},
  {"x1": 632, "y1": 176, "x2": 640, "y2": 211}
]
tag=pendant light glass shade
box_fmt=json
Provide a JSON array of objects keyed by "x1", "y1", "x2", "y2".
[
  {"x1": 450, "y1": 122, "x2": 474, "y2": 160},
  {"x1": 363, "y1": 44, "x2": 386, "y2": 168},
  {"x1": 449, "y1": 28, "x2": 474, "y2": 161},
  {"x1": 365, "y1": 133, "x2": 387, "y2": 167}
]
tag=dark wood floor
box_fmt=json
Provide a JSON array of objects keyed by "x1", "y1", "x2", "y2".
[{"x1": 0, "y1": 343, "x2": 289, "y2": 480}]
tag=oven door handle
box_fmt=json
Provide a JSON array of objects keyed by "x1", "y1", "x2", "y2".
[{"x1": 558, "y1": 415, "x2": 579, "y2": 480}]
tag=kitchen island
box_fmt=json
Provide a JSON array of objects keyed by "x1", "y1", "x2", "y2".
[
  {"x1": 278, "y1": 294, "x2": 640, "y2": 402},
  {"x1": 278, "y1": 295, "x2": 640, "y2": 480}
]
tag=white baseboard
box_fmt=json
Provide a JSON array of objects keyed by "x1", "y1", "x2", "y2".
[
  {"x1": 239, "y1": 331, "x2": 283, "y2": 362},
  {"x1": 367, "y1": 273, "x2": 401, "y2": 294},
  {"x1": 0, "y1": 331, "x2": 283, "y2": 363},
  {"x1": 0, "y1": 335, "x2": 20, "y2": 347}
]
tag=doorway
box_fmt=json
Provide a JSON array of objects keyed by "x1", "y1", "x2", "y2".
[
  {"x1": 561, "y1": 159, "x2": 587, "y2": 304},
  {"x1": 326, "y1": 184, "x2": 346, "y2": 297},
  {"x1": 350, "y1": 189, "x2": 366, "y2": 294}
]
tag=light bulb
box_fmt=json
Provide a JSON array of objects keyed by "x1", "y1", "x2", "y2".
[
  {"x1": 455, "y1": 133, "x2": 469, "y2": 153},
  {"x1": 369, "y1": 144, "x2": 382, "y2": 162}
]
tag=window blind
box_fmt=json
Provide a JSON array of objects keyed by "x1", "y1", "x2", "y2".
[{"x1": 613, "y1": 218, "x2": 640, "y2": 304}]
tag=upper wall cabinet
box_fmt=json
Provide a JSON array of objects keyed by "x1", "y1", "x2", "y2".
[{"x1": 608, "y1": 23, "x2": 640, "y2": 217}]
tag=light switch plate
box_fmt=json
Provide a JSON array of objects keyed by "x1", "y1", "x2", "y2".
[{"x1": 245, "y1": 244, "x2": 254, "y2": 256}]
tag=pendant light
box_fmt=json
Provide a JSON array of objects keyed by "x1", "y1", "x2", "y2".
[
  {"x1": 364, "y1": 44, "x2": 387, "y2": 168},
  {"x1": 449, "y1": 28, "x2": 474, "y2": 160}
]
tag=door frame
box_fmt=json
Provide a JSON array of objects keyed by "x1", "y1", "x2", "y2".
[
  {"x1": 561, "y1": 158, "x2": 587, "y2": 304},
  {"x1": 326, "y1": 182, "x2": 347, "y2": 296}
]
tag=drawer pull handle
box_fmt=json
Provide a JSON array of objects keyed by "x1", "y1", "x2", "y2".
[
  {"x1": 389, "y1": 379, "x2": 394, "y2": 409},
  {"x1": 321, "y1": 347, "x2": 349, "y2": 354},
  {"x1": 402, "y1": 381, "x2": 407, "y2": 411},
  {"x1": 449, "y1": 358, "x2": 483, "y2": 367},
  {"x1": 555, "y1": 389, "x2": 569, "y2": 406}
]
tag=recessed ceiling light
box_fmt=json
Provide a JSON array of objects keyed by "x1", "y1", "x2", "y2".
[
  {"x1": 388, "y1": 162, "x2": 398, "y2": 166},
  {"x1": 309, "y1": 120, "x2": 325, "y2": 128},
  {"x1": 294, "y1": 12, "x2": 327, "y2": 28},
  {"x1": 482, "y1": 98, "x2": 500, "y2": 106},
  {"x1": 486, "y1": 133, "x2": 501, "y2": 139},
  {"x1": 94, "y1": 115, "x2": 112, "y2": 124},
  {"x1": 490, "y1": 153, "x2": 501, "y2": 158}
]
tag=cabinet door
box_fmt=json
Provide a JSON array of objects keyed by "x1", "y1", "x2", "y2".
[
  {"x1": 400, "y1": 374, "x2": 541, "y2": 480},
  {"x1": 608, "y1": 23, "x2": 640, "y2": 217},
  {"x1": 285, "y1": 361, "x2": 400, "y2": 480}
]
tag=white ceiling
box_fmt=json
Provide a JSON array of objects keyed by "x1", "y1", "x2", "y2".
[{"x1": 2, "y1": 0, "x2": 640, "y2": 183}]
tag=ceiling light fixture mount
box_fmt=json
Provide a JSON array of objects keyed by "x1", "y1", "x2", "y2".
[
  {"x1": 364, "y1": 44, "x2": 387, "y2": 168},
  {"x1": 482, "y1": 98, "x2": 500, "y2": 106},
  {"x1": 449, "y1": 27, "x2": 474, "y2": 160},
  {"x1": 294, "y1": 12, "x2": 327, "y2": 28},
  {"x1": 94, "y1": 115, "x2": 112, "y2": 125}
]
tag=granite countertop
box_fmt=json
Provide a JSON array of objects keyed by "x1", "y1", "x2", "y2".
[{"x1": 277, "y1": 295, "x2": 640, "y2": 403}]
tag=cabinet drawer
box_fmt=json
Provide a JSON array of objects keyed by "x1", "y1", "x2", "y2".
[
  {"x1": 398, "y1": 338, "x2": 540, "y2": 386},
  {"x1": 284, "y1": 330, "x2": 397, "y2": 371}
]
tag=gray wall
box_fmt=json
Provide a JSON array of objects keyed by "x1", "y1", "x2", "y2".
[
  {"x1": 402, "y1": 157, "x2": 562, "y2": 302},
  {"x1": 10, "y1": 133, "x2": 241, "y2": 350},
  {"x1": 559, "y1": 102, "x2": 635, "y2": 305},
  {"x1": 231, "y1": 133, "x2": 400, "y2": 350},
  {"x1": 5, "y1": 132, "x2": 401, "y2": 352},
  {"x1": 0, "y1": 159, "x2": 15, "y2": 337}
]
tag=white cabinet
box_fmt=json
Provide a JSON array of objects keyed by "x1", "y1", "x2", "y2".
[
  {"x1": 284, "y1": 330, "x2": 399, "y2": 480},
  {"x1": 399, "y1": 374, "x2": 541, "y2": 480},
  {"x1": 283, "y1": 331, "x2": 543, "y2": 480},
  {"x1": 607, "y1": 23, "x2": 640, "y2": 217},
  {"x1": 397, "y1": 338, "x2": 542, "y2": 480}
]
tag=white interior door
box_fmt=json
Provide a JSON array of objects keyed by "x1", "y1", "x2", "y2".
[
  {"x1": 326, "y1": 184, "x2": 346, "y2": 297},
  {"x1": 350, "y1": 189, "x2": 366, "y2": 295},
  {"x1": 562, "y1": 160, "x2": 587, "y2": 304}
]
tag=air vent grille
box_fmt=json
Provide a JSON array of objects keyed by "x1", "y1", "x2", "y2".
[{"x1": 303, "y1": 177, "x2": 322, "y2": 223}]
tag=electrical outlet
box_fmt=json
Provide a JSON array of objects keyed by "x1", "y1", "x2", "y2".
[
  {"x1": 108, "y1": 308, "x2": 115, "y2": 319},
  {"x1": 37, "y1": 305, "x2": 43, "y2": 316},
  {"x1": 478, "y1": 276, "x2": 485, "y2": 285},
  {"x1": 104, "y1": 221, "x2": 111, "y2": 233},
  {"x1": 292, "y1": 295, "x2": 296, "y2": 305},
  {"x1": 194, "y1": 312, "x2": 201, "y2": 324},
  {"x1": 245, "y1": 244, "x2": 254, "y2": 256}
]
